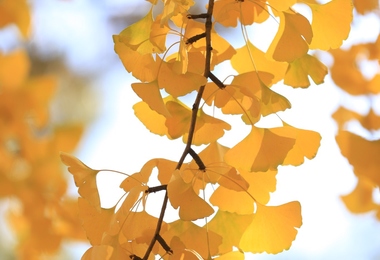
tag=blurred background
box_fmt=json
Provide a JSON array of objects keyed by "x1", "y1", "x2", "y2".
[{"x1": 0, "y1": 0, "x2": 380, "y2": 259}]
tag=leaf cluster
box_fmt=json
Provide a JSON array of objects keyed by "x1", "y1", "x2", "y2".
[{"x1": 60, "y1": 0, "x2": 354, "y2": 259}]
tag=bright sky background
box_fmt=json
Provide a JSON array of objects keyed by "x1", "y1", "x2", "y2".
[{"x1": 3, "y1": 0, "x2": 380, "y2": 258}]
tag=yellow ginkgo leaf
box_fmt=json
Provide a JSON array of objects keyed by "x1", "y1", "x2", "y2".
[
  {"x1": 284, "y1": 54, "x2": 328, "y2": 88},
  {"x1": 163, "y1": 220, "x2": 222, "y2": 259},
  {"x1": 118, "y1": 9, "x2": 165, "y2": 55},
  {"x1": 332, "y1": 106, "x2": 361, "y2": 129},
  {"x1": 267, "y1": 10, "x2": 312, "y2": 62},
  {"x1": 210, "y1": 170, "x2": 277, "y2": 213},
  {"x1": 207, "y1": 210, "x2": 253, "y2": 254},
  {"x1": 224, "y1": 126, "x2": 295, "y2": 172},
  {"x1": 336, "y1": 130, "x2": 380, "y2": 187},
  {"x1": 230, "y1": 40, "x2": 288, "y2": 84},
  {"x1": 278, "y1": 122, "x2": 321, "y2": 166},
  {"x1": 131, "y1": 81, "x2": 171, "y2": 117},
  {"x1": 167, "y1": 170, "x2": 214, "y2": 221},
  {"x1": 161, "y1": 0, "x2": 195, "y2": 25},
  {"x1": 239, "y1": 201, "x2": 302, "y2": 254},
  {"x1": 158, "y1": 58, "x2": 207, "y2": 97},
  {"x1": 78, "y1": 197, "x2": 116, "y2": 246},
  {"x1": 133, "y1": 101, "x2": 169, "y2": 137},
  {"x1": 305, "y1": 0, "x2": 353, "y2": 50},
  {"x1": 268, "y1": 0, "x2": 296, "y2": 11},
  {"x1": 341, "y1": 178, "x2": 378, "y2": 213},
  {"x1": 113, "y1": 35, "x2": 159, "y2": 83},
  {"x1": 60, "y1": 153, "x2": 101, "y2": 211},
  {"x1": 213, "y1": 0, "x2": 269, "y2": 27}
]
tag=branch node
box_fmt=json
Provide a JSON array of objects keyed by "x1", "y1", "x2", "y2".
[
  {"x1": 156, "y1": 234, "x2": 173, "y2": 255},
  {"x1": 187, "y1": 13, "x2": 209, "y2": 19},
  {"x1": 147, "y1": 185, "x2": 167, "y2": 193},
  {"x1": 209, "y1": 72, "x2": 226, "y2": 89},
  {"x1": 186, "y1": 32, "x2": 206, "y2": 45},
  {"x1": 189, "y1": 148, "x2": 206, "y2": 171}
]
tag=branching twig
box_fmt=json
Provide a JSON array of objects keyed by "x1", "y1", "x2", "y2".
[
  {"x1": 143, "y1": 1, "x2": 216, "y2": 258},
  {"x1": 189, "y1": 148, "x2": 206, "y2": 170}
]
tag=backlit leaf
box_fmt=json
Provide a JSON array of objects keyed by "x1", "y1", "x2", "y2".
[
  {"x1": 267, "y1": 10, "x2": 312, "y2": 62},
  {"x1": 207, "y1": 210, "x2": 253, "y2": 254},
  {"x1": 167, "y1": 170, "x2": 214, "y2": 220},
  {"x1": 284, "y1": 54, "x2": 328, "y2": 87},
  {"x1": 0, "y1": 0, "x2": 30, "y2": 37},
  {"x1": 0, "y1": 49, "x2": 30, "y2": 89},
  {"x1": 224, "y1": 126, "x2": 295, "y2": 172},
  {"x1": 341, "y1": 178, "x2": 379, "y2": 213},
  {"x1": 305, "y1": 0, "x2": 353, "y2": 50},
  {"x1": 131, "y1": 81, "x2": 171, "y2": 117},
  {"x1": 239, "y1": 201, "x2": 302, "y2": 254},
  {"x1": 78, "y1": 197, "x2": 115, "y2": 246},
  {"x1": 60, "y1": 153, "x2": 101, "y2": 211},
  {"x1": 336, "y1": 130, "x2": 380, "y2": 186},
  {"x1": 213, "y1": 0, "x2": 269, "y2": 27}
]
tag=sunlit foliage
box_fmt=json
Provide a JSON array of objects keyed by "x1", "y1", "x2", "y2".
[{"x1": 59, "y1": 0, "x2": 354, "y2": 259}]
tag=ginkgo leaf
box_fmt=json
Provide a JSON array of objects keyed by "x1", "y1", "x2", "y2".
[
  {"x1": 218, "y1": 167, "x2": 249, "y2": 192},
  {"x1": 113, "y1": 35, "x2": 159, "y2": 83},
  {"x1": 304, "y1": 0, "x2": 353, "y2": 50},
  {"x1": 168, "y1": 236, "x2": 200, "y2": 260},
  {"x1": 78, "y1": 197, "x2": 115, "y2": 246},
  {"x1": 214, "y1": 251, "x2": 245, "y2": 259},
  {"x1": 207, "y1": 210, "x2": 253, "y2": 254},
  {"x1": 133, "y1": 101, "x2": 169, "y2": 137},
  {"x1": 267, "y1": 10, "x2": 312, "y2": 62},
  {"x1": 60, "y1": 152, "x2": 101, "y2": 211},
  {"x1": 336, "y1": 130, "x2": 380, "y2": 186},
  {"x1": 119, "y1": 211, "x2": 160, "y2": 242},
  {"x1": 188, "y1": 141, "x2": 230, "y2": 184},
  {"x1": 82, "y1": 245, "x2": 114, "y2": 260},
  {"x1": 162, "y1": 220, "x2": 222, "y2": 259},
  {"x1": 341, "y1": 178, "x2": 379, "y2": 213},
  {"x1": 360, "y1": 109, "x2": 380, "y2": 131},
  {"x1": 332, "y1": 106, "x2": 361, "y2": 129},
  {"x1": 118, "y1": 9, "x2": 166, "y2": 55},
  {"x1": 278, "y1": 122, "x2": 322, "y2": 166},
  {"x1": 0, "y1": 0, "x2": 30, "y2": 38},
  {"x1": 224, "y1": 126, "x2": 295, "y2": 172},
  {"x1": 131, "y1": 81, "x2": 170, "y2": 117},
  {"x1": 213, "y1": 0, "x2": 269, "y2": 27},
  {"x1": 210, "y1": 170, "x2": 277, "y2": 213},
  {"x1": 161, "y1": 0, "x2": 195, "y2": 25},
  {"x1": 230, "y1": 40, "x2": 288, "y2": 84},
  {"x1": 158, "y1": 58, "x2": 207, "y2": 97},
  {"x1": 239, "y1": 201, "x2": 302, "y2": 254},
  {"x1": 167, "y1": 170, "x2": 214, "y2": 220},
  {"x1": 284, "y1": 54, "x2": 328, "y2": 87}
]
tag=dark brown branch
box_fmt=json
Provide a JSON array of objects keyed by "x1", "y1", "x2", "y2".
[
  {"x1": 156, "y1": 234, "x2": 173, "y2": 254},
  {"x1": 209, "y1": 72, "x2": 226, "y2": 89},
  {"x1": 189, "y1": 148, "x2": 206, "y2": 171},
  {"x1": 187, "y1": 13, "x2": 209, "y2": 19},
  {"x1": 186, "y1": 32, "x2": 206, "y2": 44},
  {"x1": 147, "y1": 185, "x2": 167, "y2": 193}
]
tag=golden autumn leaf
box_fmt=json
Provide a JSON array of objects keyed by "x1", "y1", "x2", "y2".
[
  {"x1": 167, "y1": 170, "x2": 214, "y2": 220},
  {"x1": 82, "y1": 245, "x2": 114, "y2": 260},
  {"x1": 133, "y1": 100, "x2": 169, "y2": 137},
  {"x1": 341, "y1": 178, "x2": 379, "y2": 213},
  {"x1": 78, "y1": 197, "x2": 116, "y2": 246},
  {"x1": 360, "y1": 109, "x2": 380, "y2": 131},
  {"x1": 162, "y1": 220, "x2": 222, "y2": 259},
  {"x1": 60, "y1": 153, "x2": 101, "y2": 211},
  {"x1": 267, "y1": 10, "x2": 312, "y2": 62},
  {"x1": 224, "y1": 126, "x2": 295, "y2": 172},
  {"x1": 118, "y1": 9, "x2": 167, "y2": 55},
  {"x1": 0, "y1": 0, "x2": 30, "y2": 38},
  {"x1": 303, "y1": 0, "x2": 353, "y2": 50},
  {"x1": 239, "y1": 201, "x2": 302, "y2": 254},
  {"x1": 230, "y1": 40, "x2": 288, "y2": 84},
  {"x1": 210, "y1": 170, "x2": 277, "y2": 213},
  {"x1": 213, "y1": 0, "x2": 269, "y2": 27},
  {"x1": 207, "y1": 210, "x2": 253, "y2": 254},
  {"x1": 284, "y1": 54, "x2": 328, "y2": 87},
  {"x1": 161, "y1": 0, "x2": 195, "y2": 25},
  {"x1": 336, "y1": 130, "x2": 380, "y2": 187},
  {"x1": 131, "y1": 81, "x2": 171, "y2": 117}
]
